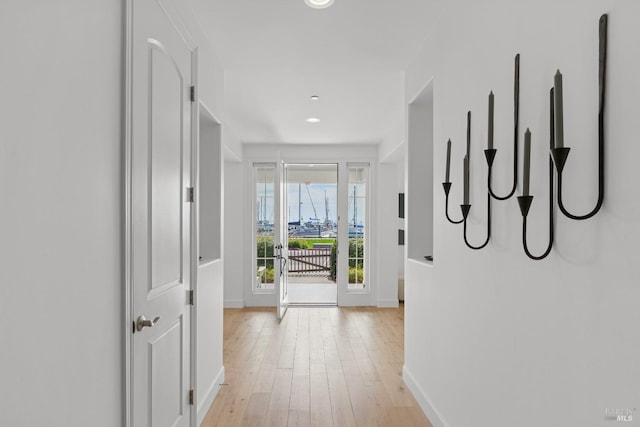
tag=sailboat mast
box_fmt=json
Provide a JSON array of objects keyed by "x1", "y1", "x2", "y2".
[
  {"x1": 352, "y1": 185, "x2": 357, "y2": 227},
  {"x1": 263, "y1": 178, "x2": 267, "y2": 224},
  {"x1": 298, "y1": 183, "x2": 301, "y2": 223},
  {"x1": 324, "y1": 190, "x2": 329, "y2": 225}
]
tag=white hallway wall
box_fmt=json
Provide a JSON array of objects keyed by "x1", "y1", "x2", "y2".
[
  {"x1": 0, "y1": 1, "x2": 227, "y2": 425},
  {"x1": 223, "y1": 139, "x2": 244, "y2": 309},
  {"x1": 0, "y1": 1, "x2": 123, "y2": 425},
  {"x1": 379, "y1": 138, "x2": 407, "y2": 305},
  {"x1": 379, "y1": 105, "x2": 408, "y2": 297},
  {"x1": 403, "y1": 1, "x2": 640, "y2": 427},
  {"x1": 378, "y1": 161, "x2": 401, "y2": 306}
]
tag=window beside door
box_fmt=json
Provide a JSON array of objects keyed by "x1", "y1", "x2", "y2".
[
  {"x1": 254, "y1": 164, "x2": 276, "y2": 290},
  {"x1": 347, "y1": 164, "x2": 368, "y2": 290}
]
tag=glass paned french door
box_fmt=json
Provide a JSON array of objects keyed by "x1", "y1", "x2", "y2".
[
  {"x1": 285, "y1": 164, "x2": 338, "y2": 305},
  {"x1": 253, "y1": 161, "x2": 370, "y2": 305},
  {"x1": 252, "y1": 162, "x2": 290, "y2": 318}
]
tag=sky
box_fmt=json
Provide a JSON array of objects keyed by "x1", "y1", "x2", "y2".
[
  {"x1": 256, "y1": 182, "x2": 365, "y2": 226},
  {"x1": 287, "y1": 182, "x2": 337, "y2": 223}
]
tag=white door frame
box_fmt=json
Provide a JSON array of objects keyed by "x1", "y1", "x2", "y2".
[
  {"x1": 123, "y1": 0, "x2": 199, "y2": 425},
  {"x1": 245, "y1": 154, "x2": 376, "y2": 308},
  {"x1": 275, "y1": 160, "x2": 289, "y2": 318},
  {"x1": 188, "y1": 49, "x2": 200, "y2": 427},
  {"x1": 279, "y1": 162, "x2": 339, "y2": 305}
]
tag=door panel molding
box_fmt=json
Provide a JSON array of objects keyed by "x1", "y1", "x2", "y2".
[
  {"x1": 147, "y1": 40, "x2": 185, "y2": 294},
  {"x1": 149, "y1": 317, "x2": 184, "y2": 426}
]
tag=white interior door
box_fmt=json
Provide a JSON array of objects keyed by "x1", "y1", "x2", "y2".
[
  {"x1": 275, "y1": 161, "x2": 289, "y2": 319},
  {"x1": 130, "y1": 0, "x2": 194, "y2": 425}
]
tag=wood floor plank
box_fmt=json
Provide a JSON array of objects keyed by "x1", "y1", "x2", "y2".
[
  {"x1": 309, "y1": 368, "x2": 333, "y2": 427},
  {"x1": 326, "y1": 368, "x2": 357, "y2": 427},
  {"x1": 201, "y1": 305, "x2": 431, "y2": 427},
  {"x1": 252, "y1": 363, "x2": 276, "y2": 394},
  {"x1": 288, "y1": 372, "x2": 310, "y2": 427},
  {"x1": 265, "y1": 368, "x2": 292, "y2": 427},
  {"x1": 383, "y1": 406, "x2": 433, "y2": 427},
  {"x1": 242, "y1": 392, "x2": 271, "y2": 427}
]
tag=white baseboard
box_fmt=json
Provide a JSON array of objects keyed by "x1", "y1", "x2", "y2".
[
  {"x1": 224, "y1": 299, "x2": 244, "y2": 308},
  {"x1": 377, "y1": 299, "x2": 399, "y2": 308},
  {"x1": 197, "y1": 366, "x2": 225, "y2": 426},
  {"x1": 402, "y1": 365, "x2": 448, "y2": 427}
]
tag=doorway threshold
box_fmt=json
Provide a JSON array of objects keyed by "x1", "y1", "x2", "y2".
[{"x1": 288, "y1": 302, "x2": 338, "y2": 308}]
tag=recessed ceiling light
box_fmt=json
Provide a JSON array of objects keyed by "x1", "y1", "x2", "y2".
[
  {"x1": 306, "y1": 117, "x2": 321, "y2": 123},
  {"x1": 304, "y1": 0, "x2": 334, "y2": 9},
  {"x1": 310, "y1": 95, "x2": 319, "y2": 100}
]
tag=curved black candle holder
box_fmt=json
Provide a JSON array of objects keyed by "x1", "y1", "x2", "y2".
[
  {"x1": 442, "y1": 13, "x2": 608, "y2": 260},
  {"x1": 488, "y1": 53, "x2": 520, "y2": 201},
  {"x1": 518, "y1": 88, "x2": 556, "y2": 260},
  {"x1": 461, "y1": 191, "x2": 492, "y2": 250},
  {"x1": 551, "y1": 14, "x2": 607, "y2": 221},
  {"x1": 442, "y1": 182, "x2": 464, "y2": 224},
  {"x1": 459, "y1": 111, "x2": 492, "y2": 250}
]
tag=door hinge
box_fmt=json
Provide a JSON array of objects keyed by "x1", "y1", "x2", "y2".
[
  {"x1": 187, "y1": 187, "x2": 195, "y2": 203},
  {"x1": 190, "y1": 86, "x2": 196, "y2": 102},
  {"x1": 189, "y1": 389, "x2": 194, "y2": 405},
  {"x1": 188, "y1": 289, "x2": 194, "y2": 306}
]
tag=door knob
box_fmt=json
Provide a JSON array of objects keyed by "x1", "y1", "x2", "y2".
[{"x1": 136, "y1": 315, "x2": 160, "y2": 332}]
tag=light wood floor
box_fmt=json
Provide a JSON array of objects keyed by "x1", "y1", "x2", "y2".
[{"x1": 201, "y1": 305, "x2": 432, "y2": 427}]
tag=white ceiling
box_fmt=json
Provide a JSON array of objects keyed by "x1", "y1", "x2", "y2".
[
  {"x1": 287, "y1": 164, "x2": 338, "y2": 184},
  {"x1": 187, "y1": 0, "x2": 445, "y2": 144}
]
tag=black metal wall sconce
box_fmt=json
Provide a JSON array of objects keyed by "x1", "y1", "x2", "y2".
[
  {"x1": 517, "y1": 89, "x2": 555, "y2": 260},
  {"x1": 443, "y1": 132, "x2": 463, "y2": 224},
  {"x1": 442, "y1": 180, "x2": 463, "y2": 224},
  {"x1": 488, "y1": 54, "x2": 520, "y2": 201},
  {"x1": 442, "y1": 13, "x2": 608, "y2": 260},
  {"x1": 442, "y1": 107, "x2": 503, "y2": 249},
  {"x1": 461, "y1": 111, "x2": 493, "y2": 250},
  {"x1": 551, "y1": 13, "x2": 607, "y2": 221},
  {"x1": 443, "y1": 53, "x2": 520, "y2": 236}
]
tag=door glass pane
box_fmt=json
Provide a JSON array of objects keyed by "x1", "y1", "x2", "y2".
[
  {"x1": 347, "y1": 165, "x2": 367, "y2": 290},
  {"x1": 255, "y1": 164, "x2": 275, "y2": 290},
  {"x1": 286, "y1": 164, "x2": 338, "y2": 304}
]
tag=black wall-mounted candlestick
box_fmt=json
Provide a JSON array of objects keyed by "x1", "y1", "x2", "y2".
[
  {"x1": 460, "y1": 111, "x2": 493, "y2": 250},
  {"x1": 518, "y1": 88, "x2": 556, "y2": 260},
  {"x1": 552, "y1": 14, "x2": 607, "y2": 221},
  {"x1": 488, "y1": 53, "x2": 520, "y2": 201},
  {"x1": 442, "y1": 13, "x2": 607, "y2": 260},
  {"x1": 442, "y1": 182, "x2": 464, "y2": 224},
  {"x1": 462, "y1": 192, "x2": 492, "y2": 250},
  {"x1": 484, "y1": 148, "x2": 497, "y2": 169},
  {"x1": 443, "y1": 111, "x2": 493, "y2": 248}
]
